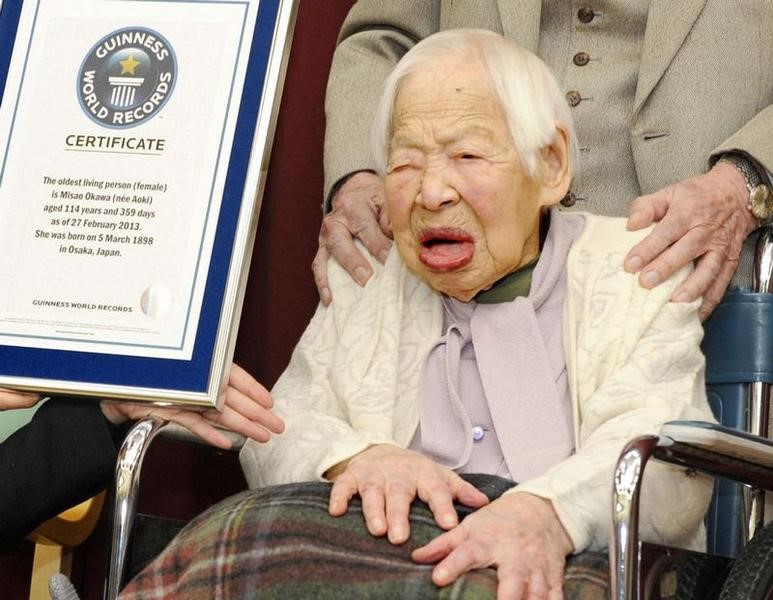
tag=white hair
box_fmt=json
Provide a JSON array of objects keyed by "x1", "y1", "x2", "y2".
[{"x1": 370, "y1": 29, "x2": 578, "y2": 178}]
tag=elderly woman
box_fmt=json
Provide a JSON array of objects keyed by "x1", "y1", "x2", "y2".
[{"x1": 122, "y1": 30, "x2": 715, "y2": 599}]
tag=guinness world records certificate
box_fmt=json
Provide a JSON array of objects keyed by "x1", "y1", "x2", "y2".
[{"x1": 0, "y1": 0, "x2": 297, "y2": 406}]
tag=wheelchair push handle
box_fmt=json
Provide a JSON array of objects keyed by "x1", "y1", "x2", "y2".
[{"x1": 753, "y1": 226, "x2": 773, "y2": 294}]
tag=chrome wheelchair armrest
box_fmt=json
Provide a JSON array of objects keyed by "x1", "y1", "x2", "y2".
[
  {"x1": 609, "y1": 423, "x2": 773, "y2": 600},
  {"x1": 106, "y1": 417, "x2": 247, "y2": 600},
  {"x1": 108, "y1": 416, "x2": 170, "y2": 600}
]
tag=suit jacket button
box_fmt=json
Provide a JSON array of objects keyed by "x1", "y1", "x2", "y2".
[
  {"x1": 577, "y1": 7, "x2": 595, "y2": 23},
  {"x1": 561, "y1": 191, "x2": 577, "y2": 207},
  {"x1": 573, "y1": 52, "x2": 590, "y2": 67},
  {"x1": 566, "y1": 90, "x2": 582, "y2": 107}
]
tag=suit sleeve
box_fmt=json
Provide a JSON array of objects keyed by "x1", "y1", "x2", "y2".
[
  {"x1": 707, "y1": 0, "x2": 773, "y2": 175},
  {"x1": 710, "y1": 105, "x2": 773, "y2": 176},
  {"x1": 323, "y1": 1, "x2": 441, "y2": 206},
  {"x1": 0, "y1": 399, "x2": 121, "y2": 550}
]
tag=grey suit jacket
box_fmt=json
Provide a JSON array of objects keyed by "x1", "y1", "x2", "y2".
[{"x1": 324, "y1": 0, "x2": 773, "y2": 210}]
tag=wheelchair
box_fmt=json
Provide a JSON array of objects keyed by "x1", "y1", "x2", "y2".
[{"x1": 611, "y1": 226, "x2": 773, "y2": 599}]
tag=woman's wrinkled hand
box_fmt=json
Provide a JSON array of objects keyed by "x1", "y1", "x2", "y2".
[
  {"x1": 0, "y1": 389, "x2": 41, "y2": 411},
  {"x1": 313, "y1": 171, "x2": 392, "y2": 306},
  {"x1": 100, "y1": 363, "x2": 284, "y2": 449},
  {"x1": 327, "y1": 444, "x2": 489, "y2": 544},
  {"x1": 412, "y1": 492, "x2": 573, "y2": 600}
]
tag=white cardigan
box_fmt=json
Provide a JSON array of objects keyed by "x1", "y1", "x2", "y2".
[{"x1": 240, "y1": 214, "x2": 716, "y2": 553}]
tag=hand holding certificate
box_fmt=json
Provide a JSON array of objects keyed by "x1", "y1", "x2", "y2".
[
  {"x1": 0, "y1": 0, "x2": 297, "y2": 407},
  {"x1": 100, "y1": 363, "x2": 284, "y2": 448}
]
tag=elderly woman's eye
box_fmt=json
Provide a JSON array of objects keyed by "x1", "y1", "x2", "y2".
[
  {"x1": 388, "y1": 157, "x2": 420, "y2": 173},
  {"x1": 388, "y1": 163, "x2": 411, "y2": 173},
  {"x1": 457, "y1": 153, "x2": 480, "y2": 161}
]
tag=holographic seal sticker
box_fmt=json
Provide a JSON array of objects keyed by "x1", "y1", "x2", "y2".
[{"x1": 77, "y1": 27, "x2": 177, "y2": 129}]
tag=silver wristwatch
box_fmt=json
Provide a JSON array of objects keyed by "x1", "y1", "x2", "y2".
[{"x1": 719, "y1": 153, "x2": 773, "y2": 223}]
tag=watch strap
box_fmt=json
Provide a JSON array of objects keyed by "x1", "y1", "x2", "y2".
[{"x1": 719, "y1": 153, "x2": 773, "y2": 223}]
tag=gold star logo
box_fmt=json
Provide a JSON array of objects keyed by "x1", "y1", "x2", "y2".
[{"x1": 119, "y1": 54, "x2": 141, "y2": 76}]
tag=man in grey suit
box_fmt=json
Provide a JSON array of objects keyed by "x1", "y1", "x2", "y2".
[{"x1": 313, "y1": 0, "x2": 773, "y2": 320}]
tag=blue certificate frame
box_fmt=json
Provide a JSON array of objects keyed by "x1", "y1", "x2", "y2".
[{"x1": 0, "y1": 0, "x2": 298, "y2": 407}]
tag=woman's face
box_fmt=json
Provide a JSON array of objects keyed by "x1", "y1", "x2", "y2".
[{"x1": 385, "y1": 57, "x2": 552, "y2": 301}]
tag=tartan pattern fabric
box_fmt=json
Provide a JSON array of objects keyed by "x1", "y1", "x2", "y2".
[{"x1": 120, "y1": 475, "x2": 609, "y2": 599}]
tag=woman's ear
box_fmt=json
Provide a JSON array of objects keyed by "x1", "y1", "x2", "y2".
[{"x1": 537, "y1": 123, "x2": 572, "y2": 208}]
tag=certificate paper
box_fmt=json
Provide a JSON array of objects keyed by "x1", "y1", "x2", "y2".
[
  {"x1": 0, "y1": 0, "x2": 296, "y2": 404},
  {"x1": 0, "y1": 0, "x2": 254, "y2": 359}
]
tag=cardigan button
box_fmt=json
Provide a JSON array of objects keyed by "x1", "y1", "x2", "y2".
[{"x1": 471, "y1": 426, "x2": 485, "y2": 442}]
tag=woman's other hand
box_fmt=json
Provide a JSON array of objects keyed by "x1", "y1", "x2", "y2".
[
  {"x1": 412, "y1": 492, "x2": 573, "y2": 600},
  {"x1": 100, "y1": 363, "x2": 284, "y2": 449},
  {"x1": 327, "y1": 445, "x2": 488, "y2": 544},
  {"x1": 0, "y1": 389, "x2": 41, "y2": 411}
]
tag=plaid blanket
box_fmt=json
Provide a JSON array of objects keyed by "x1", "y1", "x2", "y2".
[{"x1": 120, "y1": 475, "x2": 608, "y2": 599}]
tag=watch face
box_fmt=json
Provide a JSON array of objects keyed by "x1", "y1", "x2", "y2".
[{"x1": 751, "y1": 185, "x2": 773, "y2": 220}]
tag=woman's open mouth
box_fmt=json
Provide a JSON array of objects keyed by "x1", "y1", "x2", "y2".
[{"x1": 418, "y1": 228, "x2": 475, "y2": 271}]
